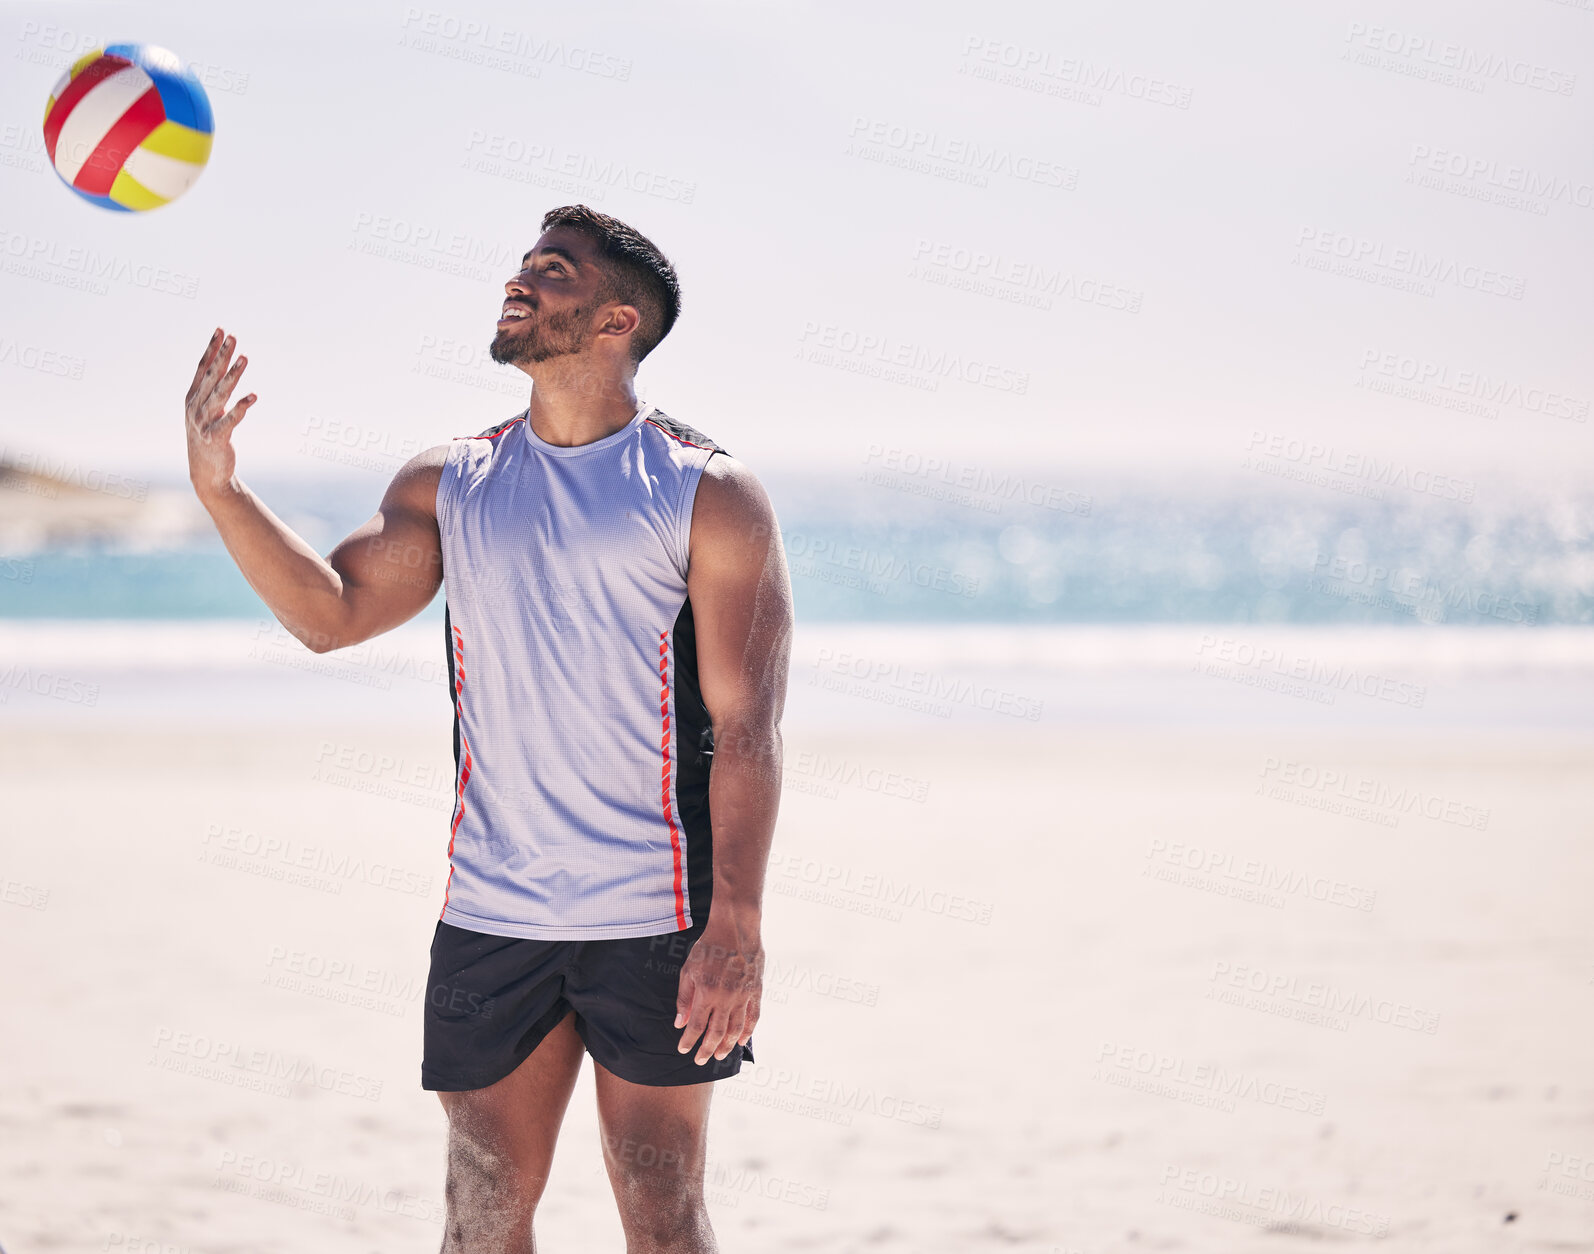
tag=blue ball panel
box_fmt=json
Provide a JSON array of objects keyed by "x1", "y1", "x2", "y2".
[
  {"x1": 102, "y1": 41, "x2": 214, "y2": 133},
  {"x1": 63, "y1": 181, "x2": 136, "y2": 212}
]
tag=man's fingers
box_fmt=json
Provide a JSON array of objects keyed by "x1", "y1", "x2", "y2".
[
  {"x1": 677, "y1": 1003, "x2": 710, "y2": 1056},
  {"x1": 203, "y1": 394, "x2": 256, "y2": 439},
  {"x1": 674, "y1": 972, "x2": 702, "y2": 1052},
  {"x1": 198, "y1": 334, "x2": 236, "y2": 408},
  {"x1": 737, "y1": 994, "x2": 760, "y2": 1046},
  {"x1": 674, "y1": 969, "x2": 696, "y2": 1031},
  {"x1": 220, "y1": 393, "x2": 257, "y2": 433},
  {"x1": 187, "y1": 327, "x2": 223, "y2": 399},
  {"x1": 713, "y1": 1004, "x2": 748, "y2": 1061},
  {"x1": 693, "y1": 1006, "x2": 729, "y2": 1065},
  {"x1": 676, "y1": 987, "x2": 712, "y2": 1055},
  {"x1": 213, "y1": 354, "x2": 248, "y2": 410}
]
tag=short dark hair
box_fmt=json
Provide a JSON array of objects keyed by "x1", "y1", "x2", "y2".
[{"x1": 539, "y1": 204, "x2": 681, "y2": 364}]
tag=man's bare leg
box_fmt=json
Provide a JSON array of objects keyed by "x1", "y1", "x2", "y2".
[
  {"x1": 595, "y1": 1063, "x2": 718, "y2": 1254},
  {"x1": 437, "y1": 1010, "x2": 585, "y2": 1253}
]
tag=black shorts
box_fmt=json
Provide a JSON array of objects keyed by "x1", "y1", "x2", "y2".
[{"x1": 422, "y1": 918, "x2": 754, "y2": 1091}]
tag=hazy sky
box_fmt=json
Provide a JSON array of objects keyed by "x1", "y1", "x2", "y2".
[{"x1": 2, "y1": 0, "x2": 1591, "y2": 496}]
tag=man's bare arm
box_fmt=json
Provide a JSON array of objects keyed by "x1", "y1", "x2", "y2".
[
  {"x1": 185, "y1": 327, "x2": 446, "y2": 653},
  {"x1": 673, "y1": 454, "x2": 794, "y2": 1065}
]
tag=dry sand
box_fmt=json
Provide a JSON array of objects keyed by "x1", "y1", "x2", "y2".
[{"x1": 2, "y1": 716, "x2": 1593, "y2": 1252}]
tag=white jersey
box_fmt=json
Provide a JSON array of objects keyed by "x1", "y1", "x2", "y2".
[{"x1": 435, "y1": 400, "x2": 726, "y2": 939}]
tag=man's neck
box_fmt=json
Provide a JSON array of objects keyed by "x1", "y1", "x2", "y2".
[{"x1": 522, "y1": 362, "x2": 641, "y2": 449}]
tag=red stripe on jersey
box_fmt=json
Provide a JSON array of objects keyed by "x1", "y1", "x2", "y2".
[
  {"x1": 456, "y1": 416, "x2": 526, "y2": 441},
  {"x1": 658, "y1": 630, "x2": 687, "y2": 928},
  {"x1": 645, "y1": 417, "x2": 713, "y2": 451},
  {"x1": 442, "y1": 626, "x2": 472, "y2": 918}
]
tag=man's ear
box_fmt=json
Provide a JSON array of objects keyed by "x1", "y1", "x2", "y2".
[{"x1": 597, "y1": 302, "x2": 642, "y2": 341}]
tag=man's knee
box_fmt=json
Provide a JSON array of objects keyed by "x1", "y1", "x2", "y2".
[
  {"x1": 443, "y1": 1107, "x2": 553, "y2": 1209},
  {"x1": 610, "y1": 1165, "x2": 707, "y2": 1243},
  {"x1": 604, "y1": 1128, "x2": 705, "y2": 1235},
  {"x1": 440, "y1": 1128, "x2": 548, "y2": 1251}
]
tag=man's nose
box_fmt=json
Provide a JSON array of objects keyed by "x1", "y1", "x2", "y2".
[{"x1": 505, "y1": 272, "x2": 531, "y2": 296}]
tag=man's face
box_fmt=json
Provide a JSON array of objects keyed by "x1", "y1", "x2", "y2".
[{"x1": 489, "y1": 227, "x2": 609, "y2": 366}]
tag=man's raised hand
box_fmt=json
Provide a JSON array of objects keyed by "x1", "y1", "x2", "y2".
[{"x1": 186, "y1": 327, "x2": 257, "y2": 498}]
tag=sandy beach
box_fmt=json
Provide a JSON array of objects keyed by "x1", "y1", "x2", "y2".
[{"x1": 2, "y1": 626, "x2": 1593, "y2": 1251}]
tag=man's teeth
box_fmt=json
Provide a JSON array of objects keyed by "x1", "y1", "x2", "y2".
[{"x1": 502, "y1": 307, "x2": 529, "y2": 319}]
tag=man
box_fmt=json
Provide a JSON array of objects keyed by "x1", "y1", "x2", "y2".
[{"x1": 184, "y1": 204, "x2": 793, "y2": 1253}]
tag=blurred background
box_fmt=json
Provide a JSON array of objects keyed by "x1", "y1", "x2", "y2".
[{"x1": 1, "y1": 1, "x2": 1592, "y2": 1251}]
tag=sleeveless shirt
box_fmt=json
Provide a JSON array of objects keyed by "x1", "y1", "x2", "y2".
[{"x1": 435, "y1": 400, "x2": 726, "y2": 939}]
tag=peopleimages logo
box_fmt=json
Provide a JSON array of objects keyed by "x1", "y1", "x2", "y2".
[
  {"x1": 768, "y1": 851, "x2": 995, "y2": 925},
  {"x1": 845, "y1": 115, "x2": 1078, "y2": 190},
  {"x1": 0, "y1": 226, "x2": 199, "y2": 298},
  {"x1": 1295, "y1": 226, "x2": 1525, "y2": 300},
  {"x1": 150, "y1": 1028, "x2": 384, "y2": 1101},
  {"x1": 811, "y1": 646, "x2": 1045, "y2": 721},
  {"x1": 1206, "y1": 961, "x2": 1441, "y2": 1034},
  {"x1": 783, "y1": 749, "x2": 931, "y2": 804},
  {"x1": 1343, "y1": 21, "x2": 1577, "y2": 96},
  {"x1": 1306, "y1": 553, "x2": 1537, "y2": 626},
  {"x1": 1094, "y1": 1042, "x2": 1328, "y2": 1116},
  {"x1": 959, "y1": 37, "x2": 1196, "y2": 109},
  {"x1": 200, "y1": 822, "x2": 434, "y2": 896},
  {"x1": 0, "y1": 447, "x2": 143, "y2": 499},
  {"x1": 348, "y1": 212, "x2": 520, "y2": 283},
  {"x1": 861, "y1": 445, "x2": 1090, "y2": 514},
  {"x1": 0, "y1": 337, "x2": 86, "y2": 379},
  {"x1": 0, "y1": 664, "x2": 100, "y2": 707},
  {"x1": 909, "y1": 238, "x2": 1144, "y2": 313},
  {"x1": 733, "y1": 1063, "x2": 944, "y2": 1128},
  {"x1": 463, "y1": 131, "x2": 696, "y2": 203},
  {"x1": 399, "y1": 8, "x2": 633, "y2": 80},
  {"x1": 1358, "y1": 348, "x2": 1589, "y2": 422},
  {"x1": 1194, "y1": 634, "x2": 1427, "y2": 708},
  {"x1": 799, "y1": 321, "x2": 1030, "y2": 394},
  {"x1": 1258, "y1": 757, "x2": 1491, "y2": 831},
  {"x1": 783, "y1": 531, "x2": 979, "y2": 601},
  {"x1": 1144, "y1": 838, "x2": 1377, "y2": 912},
  {"x1": 1243, "y1": 430, "x2": 1476, "y2": 504},
  {"x1": 1407, "y1": 145, "x2": 1594, "y2": 212},
  {"x1": 214, "y1": 1150, "x2": 444, "y2": 1224},
  {"x1": 1158, "y1": 1164, "x2": 1392, "y2": 1237}
]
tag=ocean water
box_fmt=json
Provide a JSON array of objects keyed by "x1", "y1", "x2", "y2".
[
  {"x1": 8, "y1": 470, "x2": 1591, "y2": 732},
  {"x1": 1, "y1": 473, "x2": 1590, "y2": 626}
]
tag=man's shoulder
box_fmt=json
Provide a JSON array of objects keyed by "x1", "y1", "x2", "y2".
[
  {"x1": 471, "y1": 413, "x2": 527, "y2": 442},
  {"x1": 689, "y1": 447, "x2": 774, "y2": 551},
  {"x1": 384, "y1": 442, "x2": 451, "y2": 515},
  {"x1": 644, "y1": 408, "x2": 729, "y2": 457}
]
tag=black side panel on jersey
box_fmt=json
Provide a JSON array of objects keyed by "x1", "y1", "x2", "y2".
[
  {"x1": 669, "y1": 595, "x2": 717, "y2": 922},
  {"x1": 444, "y1": 604, "x2": 460, "y2": 774},
  {"x1": 648, "y1": 409, "x2": 729, "y2": 458},
  {"x1": 654, "y1": 411, "x2": 727, "y2": 922}
]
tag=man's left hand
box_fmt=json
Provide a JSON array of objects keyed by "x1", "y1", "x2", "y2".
[{"x1": 674, "y1": 919, "x2": 763, "y2": 1065}]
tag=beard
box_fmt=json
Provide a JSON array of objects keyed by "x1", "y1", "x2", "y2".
[{"x1": 488, "y1": 299, "x2": 598, "y2": 366}]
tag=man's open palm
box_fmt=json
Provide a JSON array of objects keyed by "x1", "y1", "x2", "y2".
[{"x1": 185, "y1": 327, "x2": 256, "y2": 495}]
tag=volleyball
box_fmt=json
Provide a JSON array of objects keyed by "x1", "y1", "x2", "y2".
[{"x1": 42, "y1": 42, "x2": 214, "y2": 212}]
